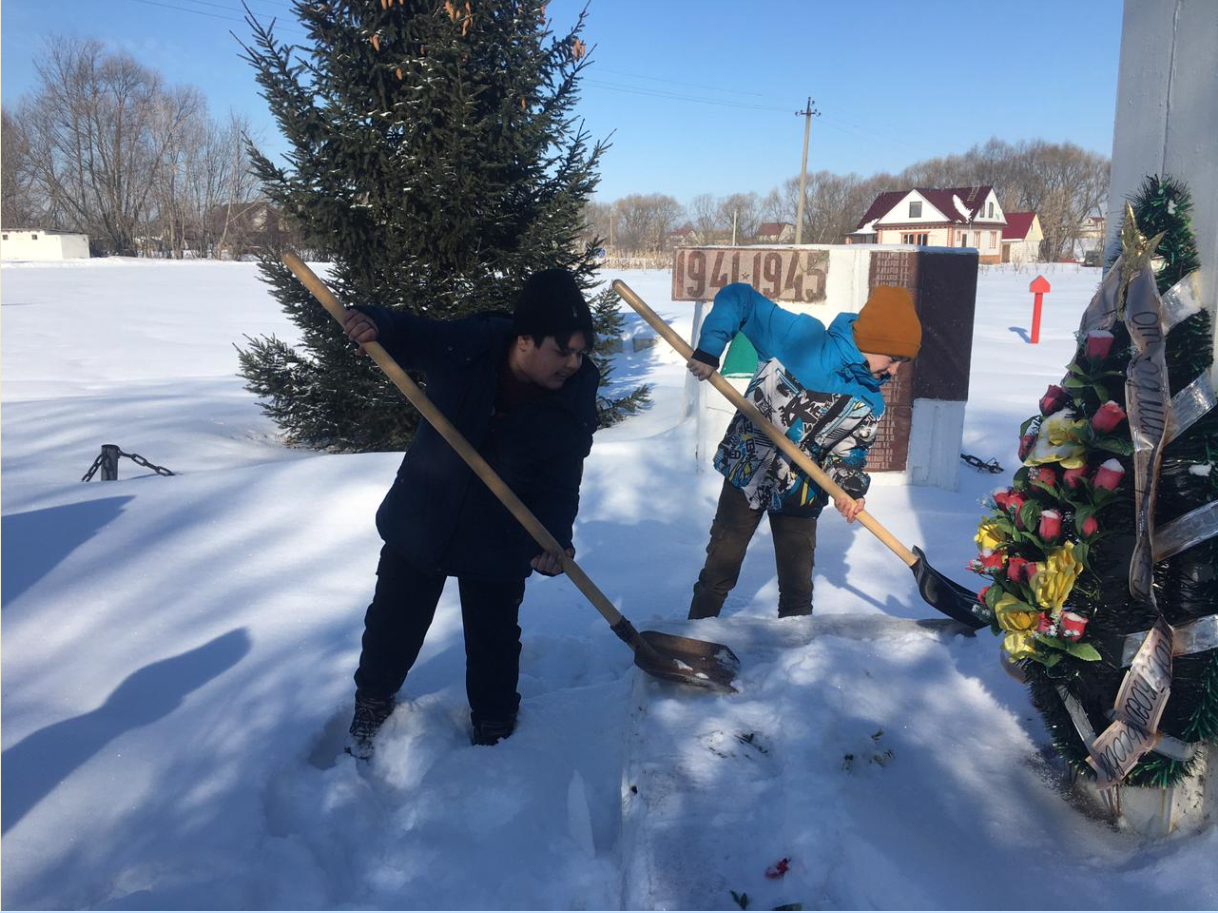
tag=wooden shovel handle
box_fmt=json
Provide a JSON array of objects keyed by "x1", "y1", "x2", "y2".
[
  {"x1": 281, "y1": 252, "x2": 627, "y2": 625},
  {"x1": 612, "y1": 279, "x2": 918, "y2": 568}
]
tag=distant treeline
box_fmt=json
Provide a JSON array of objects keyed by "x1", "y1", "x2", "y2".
[{"x1": 583, "y1": 138, "x2": 1109, "y2": 263}]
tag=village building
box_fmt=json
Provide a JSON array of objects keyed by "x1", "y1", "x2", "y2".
[
  {"x1": 846, "y1": 186, "x2": 1007, "y2": 263},
  {"x1": 1, "y1": 229, "x2": 91, "y2": 261},
  {"x1": 753, "y1": 221, "x2": 795, "y2": 244},
  {"x1": 1000, "y1": 211, "x2": 1044, "y2": 264}
]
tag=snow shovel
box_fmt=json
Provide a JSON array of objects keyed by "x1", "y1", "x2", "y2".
[
  {"x1": 281, "y1": 253, "x2": 742, "y2": 693},
  {"x1": 612, "y1": 279, "x2": 987, "y2": 630}
]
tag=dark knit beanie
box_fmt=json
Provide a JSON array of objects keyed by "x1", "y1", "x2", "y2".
[
  {"x1": 852, "y1": 286, "x2": 922, "y2": 359},
  {"x1": 511, "y1": 269, "x2": 595, "y2": 345}
]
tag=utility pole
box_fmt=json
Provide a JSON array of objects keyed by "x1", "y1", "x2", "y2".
[
  {"x1": 731, "y1": 210, "x2": 738, "y2": 246},
  {"x1": 793, "y1": 96, "x2": 821, "y2": 245}
]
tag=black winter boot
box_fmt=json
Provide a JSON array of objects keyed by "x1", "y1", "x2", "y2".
[
  {"x1": 471, "y1": 715, "x2": 516, "y2": 746},
  {"x1": 345, "y1": 693, "x2": 395, "y2": 760}
]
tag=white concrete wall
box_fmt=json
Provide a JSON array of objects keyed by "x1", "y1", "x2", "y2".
[
  {"x1": 1107, "y1": 0, "x2": 1218, "y2": 382},
  {"x1": 0, "y1": 231, "x2": 91, "y2": 261}
]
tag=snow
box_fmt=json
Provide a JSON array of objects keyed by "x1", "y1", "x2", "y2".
[{"x1": 3, "y1": 259, "x2": 1216, "y2": 910}]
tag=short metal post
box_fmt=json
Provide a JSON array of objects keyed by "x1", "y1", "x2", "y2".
[{"x1": 100, "y1": 444, "x2": 121, "y2": 481}]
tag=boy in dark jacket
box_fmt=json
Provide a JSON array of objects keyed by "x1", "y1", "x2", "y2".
[
  {"x1": 685, "y1": 283, "x2": 922, "y2": 619},
  {"x1": 340, "y1": 270, "x2": 598, "y2": 757}
]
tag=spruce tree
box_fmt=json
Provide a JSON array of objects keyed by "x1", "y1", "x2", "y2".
[
  {"x1": 236, "y1": 0, "x2": 636, "y2": 450},
  {"x1": 589, "y1": 284, "x2": 651, "y2": 427}
]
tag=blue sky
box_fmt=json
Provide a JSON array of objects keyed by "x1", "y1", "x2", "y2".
[{"x1": 1, "y1": 0, "x2": 1124, "y2": 204}]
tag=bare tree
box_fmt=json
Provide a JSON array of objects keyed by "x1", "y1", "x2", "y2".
[
  {"x1": 716, "y1": 191, "x2": 760, "y2": 241},
  {"x1": 688, "y1": 193, "x2": 723, "y2": 237},
  {"x1": 210, "y1": 113, "x2": 264, "y2": 258},
  {"x1": 759, "y1": 187, "x2": 788, "y2": 225},
  {"x1": 579, "y1": 199, "x2": 614, "y2": 249},
  {"x1": 614, "y1": 193, "x2": 683, "y2": 251},
  {"x1": 17, "y1": 37, "x2": 201, "y2": 254},
  {"x1": 1003, "y1": 141, "x2": 1108, "y2": 261},
  {"x1": 1, "y1": 108, "x2": 39, "y2": 227}
]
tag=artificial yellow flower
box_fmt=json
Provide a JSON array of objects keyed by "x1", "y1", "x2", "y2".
[
  {"x1": 1002, "y1": 632, "x2": 1039, "y2": 661},
  {"x1": 1024, "y1": 410, "x2": 1090, "y2": 469},
  {"x1": 975, "y1": 520, "x2": 1007, "y2": 553},
  {"x1": 1031, "y1": 542, "x2": 1085, "y2": 613},
  {"x1": 994, "y1": 593, "x2": 1039, "y2": 633}
]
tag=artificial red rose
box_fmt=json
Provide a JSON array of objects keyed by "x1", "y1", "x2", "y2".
[
  {"x1": 1039, "y1": 384, "x2": 1068, "y2": 416},
  {"x1": 1007, "y1": 556, "x2": 1036, "y2": 583},
  {"x1": 1091, "y1": 401, "x2": 1128, "y2": 434},
  {"x1": 1039, "y1": 509, "x2": 1062, "y2": 541},
  {"x1": 1062, "y1": 466, "x2": 1088, "y2": 489},
  {"x1": 1018, "y1": 433, "x2": 1037, "y2": 462},
  {"x1": 993, "y1": 488, "x2": 1011, "y2": 511},
  {"x1": 1086, "y1": 330, "x2": 1114, "y2": 359},
  {"x1": 1081, "y1": 515, "x2": 1099, "y2": 536},
  {"x1": 1033, "y1": 466, "x2": 1057, "y2": 486},
  {"x1": 1037, "y1": 614, "x2": 1055, "y2": 635},
  {"x1": 1006, "y1": 491, "x2": 1028, "y2": 527},
  {"x1": 1060, "y1": 611, "x2": 1088, "y2": 641},
  {"x1": 978, "y1": 585, "x2": 991, "y2": 603},
  {"x1": 1025, "y1": 561, "x2": 1038, "y2": 580},
  {"x1": 1094, "y1": 458, "x2": 1126, "y2": 491},
  {"x1": 979, "y1": 551, "x2": 1006, "y2": 572}
]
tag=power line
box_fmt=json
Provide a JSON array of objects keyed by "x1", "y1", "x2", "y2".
[
  {"x1": 177, "y1": 0, "x2": 297, "y2": 15},
  {"x1": 594, "y1": 66, "x2": 771, "y2": 99},
  {"x1": 585, "y1": 80, "x2": 788, "y2": 114},
  {"x1": 589, "y1": 65, "x2": 941, "y2": 161},
  {"x1": 122, "y1": 0, "x2": 307, "y2": 37}
]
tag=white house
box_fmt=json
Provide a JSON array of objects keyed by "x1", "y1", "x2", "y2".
[
  {"x1": 1001, "y1": 212, "x2": 1044, "y2": 264},
  {"x1": 1, "y1": 229, "x2": 91, "y2": 261},
  {"x1": 846, "y1": 186, "x2": 1008, "y2": 263}
]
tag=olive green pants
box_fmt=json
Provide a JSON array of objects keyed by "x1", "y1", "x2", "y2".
[{"x1": 688, "y1": 480, "x2": 817, "y2": 619}]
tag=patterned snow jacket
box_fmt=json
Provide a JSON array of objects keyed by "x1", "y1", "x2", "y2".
[{"x1": 691, "y1": 283, "x2": 890, "y2": 517}]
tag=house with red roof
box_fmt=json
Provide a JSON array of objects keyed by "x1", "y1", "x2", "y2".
[
  {"x1": 754, "y1": 221, "x2": 795, "y2": 243},
  {"x1": 1000, "y1": 211, "x2": 1043, "y2": 264},
  {"x1": 845, "y1": 185, "x2": 1008, "y2": 263},
  {"x1": 666, "y1": 224, "x2": 702, "y2": 249}
]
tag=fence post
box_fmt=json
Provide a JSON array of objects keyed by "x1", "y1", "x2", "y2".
[{"x1": 100, "y1": 444, "x2": 121, "y2": 481}]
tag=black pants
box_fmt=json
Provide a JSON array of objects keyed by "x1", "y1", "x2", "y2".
[
  {"x1": 354, "y1": 543, "x2": 525, "y2": 726},
  {"x1": 689, "y1": 480, "x2": 818, "y2": 619}
]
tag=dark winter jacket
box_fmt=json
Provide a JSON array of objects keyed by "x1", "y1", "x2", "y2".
[{"x1": 356, "y1": 305, "x2": 599, "y2": 582}]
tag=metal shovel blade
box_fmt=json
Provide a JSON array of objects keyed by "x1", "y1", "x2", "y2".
[
  {"x1": 910, "y1": 546, "x2": 990, "y2": 629},
  {"x1": 634, "y1": 630, "x2": 742, "y2": 694}
]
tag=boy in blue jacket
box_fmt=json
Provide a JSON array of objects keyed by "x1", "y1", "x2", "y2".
[{"x1": 685, "y1": 284, "x2": 922, "y2": 619}]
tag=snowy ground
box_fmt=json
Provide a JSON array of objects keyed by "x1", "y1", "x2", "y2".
[{"x1": 2, "y1": 259, "x2": 1215, "y2": 910}]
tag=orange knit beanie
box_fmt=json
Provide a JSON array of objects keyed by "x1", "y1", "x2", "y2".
[{"x1": 852, "y1": 286, "x2": 922, "y2": 359}]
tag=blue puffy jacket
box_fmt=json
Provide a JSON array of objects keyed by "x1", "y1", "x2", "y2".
[
  {"x1": 692, "y1": 283, "x2": 887, "y2": 414},
  {"x1": 357, "y1": 305, "x2": 599, "y2": 581}
]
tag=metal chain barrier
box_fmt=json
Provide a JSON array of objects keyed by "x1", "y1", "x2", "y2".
[
  {"x1": 81, "y1": 444, "x2": 175, "y2": 481},
  {"x1": 960, "y1": 453, "x2": 1004, "y2": 474}
]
